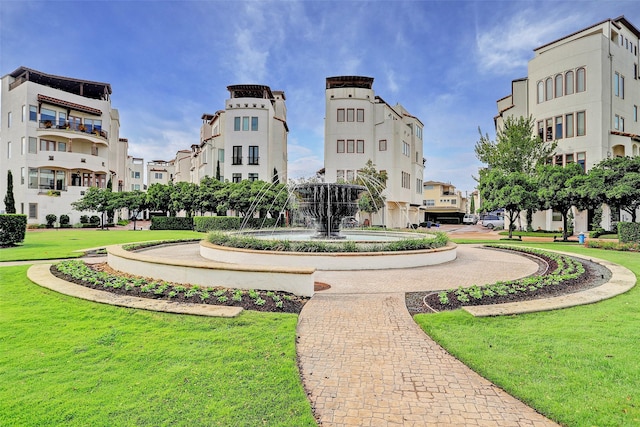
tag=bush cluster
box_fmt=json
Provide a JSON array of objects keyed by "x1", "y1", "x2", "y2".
[
  {"x1": 618, "y1": 222, "x2": 640, "y2": 243},
  {"x1": 206, "y1": 231, "x2": 449, "y2": 253},
  {"x1": 150, "y1": 216, "x2": 193, "y2": 230},
  {"x1": 0, "y1": 214, "x2": 27, "y2": 246}
]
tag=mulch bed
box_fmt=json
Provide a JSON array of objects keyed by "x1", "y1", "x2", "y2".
[
  {"x1": 406, "y1": 249, "x2": 612, "y2": 315},
  {"x1": 50, "y1": 262, "x2": 308, "y2": 314}
]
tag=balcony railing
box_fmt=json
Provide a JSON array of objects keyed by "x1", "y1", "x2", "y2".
[
  {"x1": 248, "y1": 157, "x2": 260, "y2": 165},
  {"x1": 39, "y1": 120, "x2": 108, "y2": 139},
  {"x1": 232, "y1": 157, "x2": 243, "y2": 165}
]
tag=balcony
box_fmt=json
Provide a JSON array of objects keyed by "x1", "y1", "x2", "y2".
[{"x1": 38, "y1": 120, "x2": 108, "y2": 142}]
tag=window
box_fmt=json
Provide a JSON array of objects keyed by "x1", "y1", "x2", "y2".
[
  {"x1": 248, "y1": 173, "x2": 258, "y2": 182},
  {"x1": 337, "y1": 109, "x2": 345, "y2": 122},
  {"x1": 576, "y1": 111, "x2": 585, "y2": 136},
  {"x1": 552, "y1": 210, "x2": 562, "y2": 221},
  {"x1": 242, "y1": 117, "x2": 249, "y2": 131},
  {"x1": 248, "y1": 146, "x2": 259, "y2": 165},
  {"x1": 451, "y1": 199, "x2": 457, "y2": 205},
  {"x1": 132, "y1": 171, "x2": 140, "y2": 179},
  {"x1": 565, "y1": 71, "x2": 574, "y2": 95},
  {"x1": 576, "y1": 68, "x2": 586, "y2": 92},
  {"x1": 346, "y1": 108, "x2": 354, "y2": 122},
  {"x1": 346, "y1": 170, "x2": 354, "y2": 182},
  {"x1": 537, "y1": 121, "x2": 544, "y2": 140},
  {"x1": 154, "y1": 172, "x2": 163, "y2": 179},
  {"x1": 336, "y1": 170, "x2": 345, "y2": 182},
  {"x1": 28, "y1": 203, "x2": 37, "y2": 219},
  {"x1": 356, "y1": 109, "x2": 364, "y2": 122},
  {"x1": 615, "y1": 115, "x2": 620, "y2": 130},
  {"x1": 132, "y1": 184, "x2": 140, "y2": 191},
  {"x1": 555, "y1": 74, "x2": 563, "y2": 98},
  {"x1": 57, "y1": 141, "x2": 66, "y2": 152},
  {"x1": 577, "y1": 152, "x2": 586, "y2": 171},
  {"x1": 234, "y1": 117, "x2": 241, "y2": 131},
  {"x1": 21, "y1": 167, "x2": 25, "y2": 185},
  {"x1": 416, "y1": 178, "x2": 423, "y2": 193},
  {"x1": 545, "y1": 78, "x2": 553, "y2": 101},
  {"x1": 29, "y1": 105, "x2": 37, "y2": 121},
  {"x1": 347, "y1": 139, "x2": 355, "y2": 153},
  {"x1": 402, "y1": 141, "x2": 410, "y2": 156},
  {"x1": 40, "y1": 108, "x2": 55, "y2": 125},
  {"x1": 401, "y1": 171, "x2": 410, "y2": 189},
  {"x1": 7, "y1": 112, "x2": 11, "y2": 128},
  {"x1": 555, "y1": 117, "x2": 563, "y2": 139},
  {"x1": 565, "y1": 153, "x2": 574, "y2": 164},
  {"x1": 28, "y1": 137, "x2": 37, "y2": 154},
  {"x1": 232, "y1": 173, "x2": 242, "y2": 183},
  {"x1": 251, "y1": 116, "x2": 258, "y2": 131},
  {"x1": 378, "y1": 139, "x2": 387, "y2": 151},
  {"x1": 337, "y1": 140, "x2": 345, "y2": 153},
  {"x1": 546, "y1": 118, "x2": 553, "y2": 141},
  {"x1": 555, "y1": 154, "x2": 563, "y2": 165},
  {"x1": 232, "y1": 145, "x2": 242, "y2": 165},
  {"x1": 21, "y1": 137, "x2": 25, "y2": 155},
  {"x1": 537, "y1": 81, "x2": 544, "y2": 103},
  {"x1": 634, "y1": 105, "x2": 638, "y2": 122},
  {"x1": 21, "y1": 105, "x2": 26, "y2": 122},
  {"x1": 424, "y1": 199, "x2": 435, "y2": 207},
  {"x1": 620, "y1": 116, "x2": 625, "y2": 132},
  {"x1": 58, "y1": 112, "x2": 67, "y2": 128},
  {"x1": 40, "y1": 139, "x2": 56, "y2": 152},
  {"x1": 219, "y1": 149, "x2": 224, "y2": 163},
  {"x1": 415, "y1": 126, "x2": 423, "y2": 139},
  {"x1": 7, "y1": 141, "x2": 11, "y2": 159},
  {"x1": 28, "y1": 168, "x2": 38, "y2": 189},
  {"x1": 614, "y1": 72, "x2": 620, "y2": 96},
  {"x1": 565, "y1": 113, "x2": 574, "y2": 138},
  {"x1": 356, "y1": 140, "x2": 364, "y2": 153}
]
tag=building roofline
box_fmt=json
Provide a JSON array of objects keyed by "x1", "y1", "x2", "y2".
[{"x1": 6, "y1": 66, "x2": 112, "y2": 99}]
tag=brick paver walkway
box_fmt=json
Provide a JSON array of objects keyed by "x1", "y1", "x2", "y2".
[{"x1": 297, "y1": 292, "x2": 557, "y2": 426}]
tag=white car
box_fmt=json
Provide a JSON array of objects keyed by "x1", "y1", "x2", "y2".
[
  {"x1": 462, "y1": 214, "x2": 478, "y2": 225},
  {"x1": 481, "y1": 215, "x2": 504, "y2": 229}
]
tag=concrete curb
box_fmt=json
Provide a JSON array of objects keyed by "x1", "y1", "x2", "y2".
[
  {"x1": 27, "y1": 264, "x2": 243, "y2": 318},
  {"x1": 463, "y1": 251, "x2": 636, "y2": 317}
]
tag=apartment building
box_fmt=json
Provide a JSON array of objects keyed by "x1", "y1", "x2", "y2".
[
  {"x1": 147, "y1": 159, "x2": 174, "y2": 186},
  {"x1": 496, "y1": 16, "x2": 640, "y2": 232},
  {"x1": 324, "y1": 76, "x2": 425, "y2": 228},
  {"x1": 127, "y1": 156, "x2": 144, "y2": 191},
  {"x1": 0, "y1": 66, "x2": 128, "y2": 224},
  {"x1": 194, "y1": 85, "x2": 288, "y2": 184},
  {"x1": 422, "y1": 181, "x2": 468, "y2": 224}
]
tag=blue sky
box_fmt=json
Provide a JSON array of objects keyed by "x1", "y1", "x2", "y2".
[{"x1": 2, "y1": 0, "x2": 639, "y2": 194}]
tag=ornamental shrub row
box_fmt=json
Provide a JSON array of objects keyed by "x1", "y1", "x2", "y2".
[
  {"x1": 150, "y1": 216, "x2": 194, "y2": 230},
  {"x1": 618, "y1": 222, "x2": 640, "y2": 243},
  {"x1": 0, "y1": 214, "x2": 27, "y2": 246},
  {"x1": 193, "y1": 216, "x2": 280, "y2": 232}
]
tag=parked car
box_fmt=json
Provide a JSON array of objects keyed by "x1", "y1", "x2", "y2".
[
  {"x1": 462, "y1": 214, "x2": 478, "y2": 225},
  {"x1": 342, "y1": 216, "x2": 358, "y2": 228},
  {"x1": 481, "y1": 215, "x2": 504, "y2": 229}
]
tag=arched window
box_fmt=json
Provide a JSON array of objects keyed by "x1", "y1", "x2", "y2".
[
  {"x1": 555, "y1": 74, "x2": 563, "y2": 98},
  {"x1": 565, "y1": 71, "x2": 574, "y2": 95},
  {"x1": 633, "y1": 144, "x2": 638, "y2": 157},
  {"x1": 537, "y1": 81, "x2": 544, "y2": 103},
  {"x1": 545, "y1": 78, "x2": 553, "y2": 101},
  {"x1": 576, "y1": 68, "x2": 586, "y2": 92}
]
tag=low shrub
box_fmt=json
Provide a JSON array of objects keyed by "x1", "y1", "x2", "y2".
[
  {"x1": 194, "y1": 216, "x2": 242, "y2": 232},
  {"x1": 59, "y1": 214, "x2": 70, "y2": 226},
  {"x1": 45, "y1": 214, "x2": 57, "y2": 228},
  {"x1": 89, "y1": 215, "x2": 100, "y2": 225},
  {"x1": 150, "y1": 216, "x2": 193, "y2": 230},
  {"x1": 80, "y1": 215, "x2": 89, "y2": 224},
  {"x1": 0, "y1": 214, "x2": 27, "y2": 245},
  {"x1": 586, "y1": 240, "x2": 640, "y2": 252}
]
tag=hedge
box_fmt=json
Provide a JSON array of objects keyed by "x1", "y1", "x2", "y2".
[
  {"x1": 0, "y1": 214, "x2": 27, "y2": 246},
  {"x1": 618, "y1": 221, "x2": 640, "y2": 243},
  {"x1": 150, "y1": 216, "x2": 194, "y2": 230},
  {"x1": 193, "y1": 216, "x2": 280, "y2": 232}
]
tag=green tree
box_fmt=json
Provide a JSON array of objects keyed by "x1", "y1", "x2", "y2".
[
  {"x1": 146, "y1": 183, "x2": 173, "y2": 216},
  {"x1": 215, "y1": 160, "x2": 221, "y2": 181},
  {"x1": 469, "y1": 195, "x2": 475, "y2": 215},
  {"x1": 4, "y1": 170, "x2": 16, "y2": 214},
  {"x1": 198, "y1": 176, "x2": 224, "y2": 215},
  {"x1": 170, "y1": 182, "x2": 199, "y2": 217},
  {"x1": 476, "y1": 115, "x2": 557, "y2": 230},
  {"x1": 479, "y1": 169, "x2": 536, "y2": 239},
  {"x1": 356, "y1": 160, "x2": 387, "y2": 224},
  {"x1": 71, "y1": 187, "x2": 116, "y2": 230},
  {"x1": 113, "y1": 190, "x2": 147, "y2": 230},
  {"x1": 588, "y1": 156, "x2": 640, "y2": 223},
  {"x1": 536, "y1": 163, "x2": 585, "y2": 241}
]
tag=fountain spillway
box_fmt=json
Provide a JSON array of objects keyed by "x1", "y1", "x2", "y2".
[{"x1": 294, "y1": 182, "x2": 366, "y2": 239}]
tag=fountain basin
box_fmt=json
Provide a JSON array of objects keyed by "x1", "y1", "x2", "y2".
[{"x1": 200, "y1": 237, "x2": 457, "y2": 271}]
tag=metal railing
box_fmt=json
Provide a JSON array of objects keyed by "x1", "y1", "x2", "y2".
[{"x1": 39, "y1": 120, "x2": 108, "y2": 139}]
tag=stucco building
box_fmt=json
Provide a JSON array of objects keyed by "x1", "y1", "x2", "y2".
[
  {"x1": 323, "y1": 76, "x2": 425, "y2": 228},
  {"x1": 496, "y1": 16, "x2": 640, "y2": 232},
  {"x1": 0, "y1": 66, "x2": 129, "y2": 224}
]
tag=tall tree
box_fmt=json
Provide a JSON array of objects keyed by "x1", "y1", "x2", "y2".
[
  {"x1": 476, "y1": 115, "x2": 557, "y2": 175},
  {"x1": 71, "y1": 187, "x2": 116, "y2": 230},
  {"x1": 4, "y1": 170, "x2": 16, "y2": 214},
  {"x1": 476, "y1": 115, "x2": 557, "y2": 229},
  {"x1": 112, "y1": 190, "x2": 147, "y2": 230},
  {"x1": 146, "y1": 183, "x2": 173, "y2": 216},
  {"x1": 170, "y1": 182, "x2": 199, "y2": 217},
  {"x1": 587, "y1": 156, "x2": 640, "y2": 223},
  {"x1": 536, "y1": 163, "x2": 585, "y2": 241},
  {"x1": 356, "y1": 160, "x2": 387, "y2": 225},
  {"x1": 469, "y1": 194, "x2": 475, "y2": 215},
  {"x1": 479, "y1": 169, "x2": 536, "y2": 239}
]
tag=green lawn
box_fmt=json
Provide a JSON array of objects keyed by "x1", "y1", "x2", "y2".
[
  {"x1": 415, "y1": 243, "x2": 640, "y2": 427},
  {"x1": 0, "y1": 229, "x2": 206, "y2": 261},
  {"x1": 0, "y1": 230, "x2": 315, "y2": 426}
]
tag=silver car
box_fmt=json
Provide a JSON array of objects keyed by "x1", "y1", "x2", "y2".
[{"x1": 481, "y1": 215, "x2": 504, "y2": 229}]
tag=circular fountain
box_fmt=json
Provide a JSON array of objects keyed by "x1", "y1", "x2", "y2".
[{"x1": 294, "y1": 182, "x2": 366, "y2": 239}]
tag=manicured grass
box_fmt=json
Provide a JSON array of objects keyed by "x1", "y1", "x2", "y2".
[
  {"x1": 415, "y1": 244, "x2": 640, "y2": 426},
  {"x1": 0, "y1": 229, "x2": 205, "y2": 261},
  {"x1": 0, "y1": 265, "x2": 315, "y2": 426}
]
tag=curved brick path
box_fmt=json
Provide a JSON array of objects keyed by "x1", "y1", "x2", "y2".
[{"x1": 297, "y1": 245, "x2": 558, "y2": 426}]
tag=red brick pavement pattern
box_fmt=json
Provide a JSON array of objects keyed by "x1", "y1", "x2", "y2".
[{"x1": 297, "y1": 293, "x2": 558, "y2": 426}]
